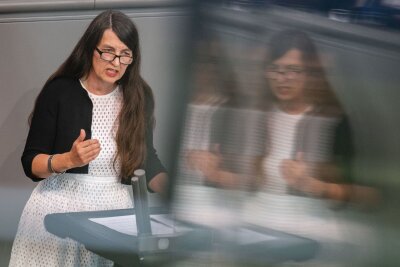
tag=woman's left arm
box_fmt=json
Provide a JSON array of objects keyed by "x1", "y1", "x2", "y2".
[
  {"x1": 144, "y1": 125, "x2": 168, "y2": 194},
  {"x1": 148, "y1": 172, "x2": 168, "y2": 194}
]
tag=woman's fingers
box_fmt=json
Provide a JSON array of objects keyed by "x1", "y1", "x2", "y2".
[
  {"x1": 77, "y1": 139, "x2": 99, "y2": 149},
  {"x1": 78, "y1": 144, "x2": 101, "y2": 163},
  {"x1": 86, "y1": 147, "x2": 101, "y2": 162},
  {"x1": 70, "y1": 138, "x2": 101, "y2": 167},
  {"x1": 78, "y1": 140, "x2": 100, "y2": 154}
]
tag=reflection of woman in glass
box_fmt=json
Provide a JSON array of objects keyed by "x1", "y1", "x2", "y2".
[
  {"x1": 185, "y1": 36, "x2": 267, "y2": 192},
  {"x1": 10, "y1": 10, "x2": 166, "y2": 266},
  {"x1": 179, "y1": 37, "x2": 229, "y2": 186},
  {"x1": 263, "y1": 29, "x2": 353, "y2": 201}
]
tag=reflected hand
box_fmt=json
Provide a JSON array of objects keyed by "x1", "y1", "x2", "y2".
[
  {"x1": 281, "y1": 152, "x2": 307, "y2": 187},
  {"x1": 281, "y1": 152, "x2": 325, "y2": 196},
  {"x1": 186, "y1": 150, "x2": 221, "y2": 177}
]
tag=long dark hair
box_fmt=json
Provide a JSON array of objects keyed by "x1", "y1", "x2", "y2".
[
  {"x1": 31, "y1": 10, "x2": 154, "y2": 181},
  {"x1": 266, "y1": 29, "x2": 342, "y2": 115}
]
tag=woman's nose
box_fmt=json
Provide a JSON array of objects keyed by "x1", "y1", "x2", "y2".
[{"x1": 111, "y1": 56, "x2": 121, "y2": 67}]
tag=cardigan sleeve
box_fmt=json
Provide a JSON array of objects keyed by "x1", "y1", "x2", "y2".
[
  {"x1": 21, "y1": 81, "x2": 59, "y2": 181},
  {"x1": 119, "y1": 125, "x2": 166, "y2": 187},
  {"x1": 141, "y1": 82, "x2": 167, "y2": 185},
  {"x1": 333, "y1": 116, "x2": 354, "y2": 184},
  {"x1": 144, "y1": 124, "x2": 167, "y2": 184}
]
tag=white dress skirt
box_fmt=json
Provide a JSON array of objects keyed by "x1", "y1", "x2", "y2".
[
  {"x1": 9, "y1": 84, "x2": 132, "y2": 266},
  {"x1": 8, "y1": 174, "x2": 133, "y2": 267}
]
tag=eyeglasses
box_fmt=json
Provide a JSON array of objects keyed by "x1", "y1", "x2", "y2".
[
  {"x1": 95, "y1": 47, "x2": 133, "y2": 65},
  {"x1": 266, "y1": 66, "x2": 305, "y2": 80}
]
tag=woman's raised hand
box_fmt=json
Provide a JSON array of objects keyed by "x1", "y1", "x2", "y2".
[{"x1": 67, "y1": 129, "x2": 101, "y2": 168}]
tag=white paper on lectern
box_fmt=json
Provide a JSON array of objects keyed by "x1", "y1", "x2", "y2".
[
  {"x1": 89, "y1": 215, "x2": 178, "y2": 236},
  {"x1": 89, "y1": 214, "x2": 277, "y2": 245}
]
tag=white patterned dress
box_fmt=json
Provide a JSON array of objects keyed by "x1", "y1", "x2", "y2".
[{"x1": 9, "y1": 84, "x2": 133, "y2": 266}]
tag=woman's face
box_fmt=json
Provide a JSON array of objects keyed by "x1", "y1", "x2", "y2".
[
  {"x1": 266, "y1": 49, "x2": 307, "y2": 104},
  {"x1": 89, "y1": 29, "x2": 132, "y2": 88}
]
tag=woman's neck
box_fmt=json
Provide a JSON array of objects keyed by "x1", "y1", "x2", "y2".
[
  {"x1": 81, "y1": 75, "x2": 116, "y2": 96},
  {"x1": 278, "y1": 100, "x2": 311, "y2": 115}
]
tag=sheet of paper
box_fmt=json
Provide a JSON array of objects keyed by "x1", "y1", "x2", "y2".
[
  {"x1": 89, "y1": 214, "x2": 190, "y2": 236},
  {"x1": 89, "y1": 214, "x2": 278, "y2": 249}
]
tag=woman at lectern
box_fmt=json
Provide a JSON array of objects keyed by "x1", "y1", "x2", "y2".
[{"x1": 9, "y1": 10, "x2": 167, "y2": 267}]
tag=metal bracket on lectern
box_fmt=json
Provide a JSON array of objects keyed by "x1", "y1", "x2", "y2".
[{"x1": 131, "y1": 169, "x2": 152, "y2": 236}]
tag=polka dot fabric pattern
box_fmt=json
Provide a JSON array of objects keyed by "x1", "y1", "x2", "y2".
[
  {"x1": 9, "y1": 86, "x2": 131, "y2": 266},
  {"x1": 9, "y1": 174, "x2": 133, "y2": 266},
  {"x1": 87, "y1": 87, "x2": 122, "y2": 177}
]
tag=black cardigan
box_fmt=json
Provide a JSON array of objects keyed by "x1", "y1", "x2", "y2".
[{"x1": 21, "y1": 77, "x2": 166, "y2": 184}]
